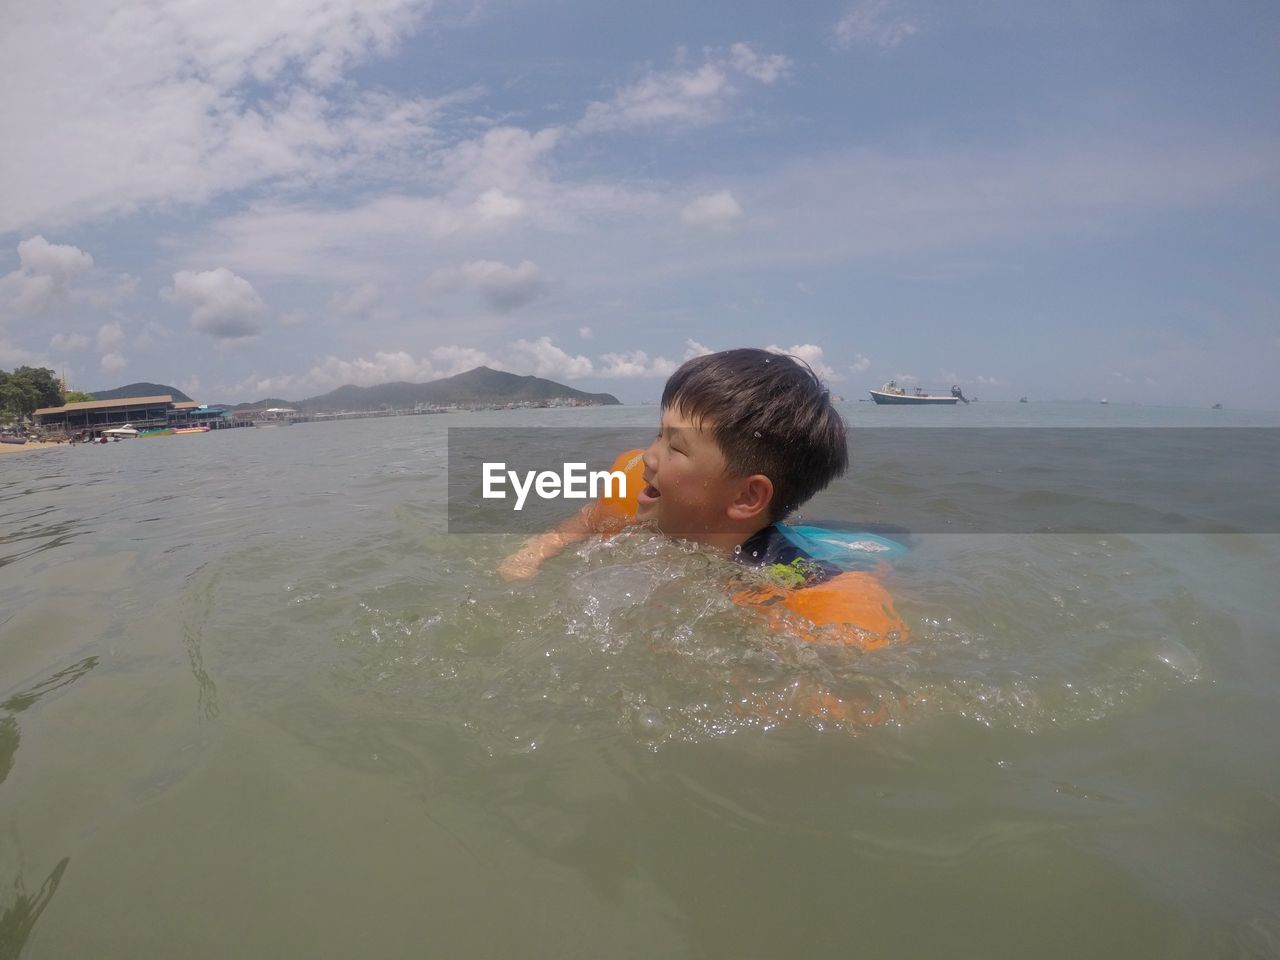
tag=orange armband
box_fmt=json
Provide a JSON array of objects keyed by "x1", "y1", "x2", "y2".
[{"x1": 589, "y1": 448, "x2": 646, "y2": 534}]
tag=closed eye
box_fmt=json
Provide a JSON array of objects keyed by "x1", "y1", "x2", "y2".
[{"x1": 657, "y1": 426, "x2": 686, "y2": 454}]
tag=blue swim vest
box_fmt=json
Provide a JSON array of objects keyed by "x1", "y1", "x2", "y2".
[{"x1": 775, "y1": 524, "x2": 908, "y2": 571}]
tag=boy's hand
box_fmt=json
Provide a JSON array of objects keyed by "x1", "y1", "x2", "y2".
[
  {"x1": 498, "y1": 539, "x2": 549, "y2": 581},
  {"x1": 497, "y1": 506, "x2": 596, "y2": 582}
]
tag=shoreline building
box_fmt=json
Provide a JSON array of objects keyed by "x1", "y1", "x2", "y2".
[{"x1": 33, "y1": 395, "x2": 234, "y2": 437}]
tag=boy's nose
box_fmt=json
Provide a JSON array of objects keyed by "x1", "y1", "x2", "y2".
[{"x1": 641, "y1": 443, "x2": 658, "y2": 473}]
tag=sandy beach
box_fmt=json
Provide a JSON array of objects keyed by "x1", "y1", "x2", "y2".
[{"x1": 0, "y1": 439, "x2": 66, "y2": 456}]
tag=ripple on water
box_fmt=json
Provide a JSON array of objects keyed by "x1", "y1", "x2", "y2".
[
  {"x1": 224, "y1": 529, "x2": 1208, "y2": 757},
  {"x1": 176, "y1": 520, "x2": 1221, "y2": 763}
]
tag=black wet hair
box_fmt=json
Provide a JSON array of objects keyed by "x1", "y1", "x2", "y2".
[{"x1": 661, "y1": 348, "x2": 848, "y2": 522}]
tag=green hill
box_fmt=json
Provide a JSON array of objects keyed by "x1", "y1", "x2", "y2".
[
  {"x1": 92, "y1": 382, "x2": 193, "y2": 403},
  {"x1": 296, "y1": 366, "x2": 620, "y2": 411}
]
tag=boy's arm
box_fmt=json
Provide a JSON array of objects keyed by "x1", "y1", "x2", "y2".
[
  {"x1": 497, "y1": 447, "x2": 645, "y2": 582},
  {"x1": 497, "y1": 502, "x2": 597, "y2": 581}
]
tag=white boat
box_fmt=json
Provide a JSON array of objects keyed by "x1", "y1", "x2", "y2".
[
  {"x1": 869, "y1": 381, "x2": 963, "y2": 405},
  {"x1": 103, "y1": 424, "x2": 138, "y2": 438}
]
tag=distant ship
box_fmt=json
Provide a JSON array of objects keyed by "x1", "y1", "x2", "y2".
[{"x1": 869, "y1": 381, "x2": 966, "y2": 405}]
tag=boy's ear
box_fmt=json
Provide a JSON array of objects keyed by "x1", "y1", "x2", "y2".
[{"x1": 727, "y1": 474, "x2": 773, "y2": 522}]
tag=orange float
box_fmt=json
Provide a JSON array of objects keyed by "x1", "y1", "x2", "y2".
[{"x1": 588, "y1": 448, "x2": 910, "y2": 649}]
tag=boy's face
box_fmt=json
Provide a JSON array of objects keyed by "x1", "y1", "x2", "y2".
[{"x1": 637, "y1": 406, "x2": 745, "y2": 540}]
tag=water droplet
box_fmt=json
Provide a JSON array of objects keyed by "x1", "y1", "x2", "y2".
[
  {"x1": 733, "y1": 544, "x2": 742, "y2": 555},
  {"x1": 753, "y1": 431, "x2": 762, "y2": 438},
  {"x1": 633, "y1": 707, "x2": 666, "y2": 739},
  {"x1": 1154, "y1": 638, "x2": 1201, "y2": 679}
]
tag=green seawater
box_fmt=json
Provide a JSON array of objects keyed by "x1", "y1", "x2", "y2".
[{"x1": 2, "y1": 403, "x2": 1279, "y2": 959}]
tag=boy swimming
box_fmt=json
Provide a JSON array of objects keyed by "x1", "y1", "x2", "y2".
[{"x1": 499, "y1": 347, "x2": 906, "y2": 648}]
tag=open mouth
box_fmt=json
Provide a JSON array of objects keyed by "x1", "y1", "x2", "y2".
[{"x1": 638, "y1": 479, "x2": 661, "y2": 504}]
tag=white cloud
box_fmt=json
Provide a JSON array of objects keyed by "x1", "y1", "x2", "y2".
[
  {"x1": 164, "y1": 268, "x2": 267, "y2": 340},
  {"x1": 0, "y1": 0, "x2": 440, "y2": 233},
  {"x1": 681, "y1": 190, "x2": 745, "y2": 231},
  {"x1": 728, "y1": 43, "x2": 789, "y2": 84},
  {"x1": 232, "y1": 347, "x2": 476, "y2": 399},
  {"x1": 91, "y1": 319, "x2": 128, "y2": 374},
  {"x1": 428, "y1": 345, "x2": 494, "y2": 372},
  {"x1": 0, "y1": 337, "x2": 47, "y2": 368},
  {"x1": 834, "y1": 1, "x2": 919, "y2": 49},
  {"x1": 51, "y1": 333, "x2": 91, "y2": 352},
  {"x1": 219, "y1": 338, "x2": 750, "y2": 401},
  {"x1": 580, "y1": 44, "x2": 790, "y2": 132},
  {"x1": 426, "y1": 260, "x2": 550, "y2": 311},
  {"x1": 765, "y1": 343, "x2": 838, "y2": 381},
  {"x1": 598, "y1": 350, "x2": 678, "y2": 378},
  {"x1": 0, "y1": 236, "x2": 95, "y2": 314},
  {"x1": 441, "y1": 126, "x2": 562, "y2": 197},
  {"x1": 232, "y1": 343, "x2": 501, "y2": 398},
  {"x1": 579, "y1": 326, "x2": 593, "y2": 339},
  {"x1": 194, "y1": 192, "x2": 529, "y2": 280},
  {"x1": 100, "y1": 352, "x2": 128, "y2": 374},
  {"x1": 192, "y1": 127, "x2": 567, "y2": 280},
  {"x1": 669, "y1": 137, "x2": 1280, "y2": 275},
  {"x1": 328, "y1": 283, "x2": 384, "y2": 318},
  {"x1": 850, "y1": 353, "x2": 871, "y2": 373},
  {"x1": 96, "y1": 321, "x2": 124, "y2": 353},
  {"x1": 504, "y1": 336, "x2": 594, "y2": 379},
  {"x1": 976, "y1": 375, "x2": 1001, "y2": 385},
  {"x1": 311, "y1": 350, "x2": 455, "y2": 388},
  {"x1": 86, "y1": 273, "x2": 140, "y2": 308},
  {"x1": 184, "y1": 120, "x2": 660, "y2": 280}
]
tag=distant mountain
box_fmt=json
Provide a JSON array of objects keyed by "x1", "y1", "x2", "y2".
[
  {"x1": 92, "y1": 382, "x2": 192, "y2": 402},
  {"x1": 296, "y1": 366, "x2": 620, "y2": 411}
]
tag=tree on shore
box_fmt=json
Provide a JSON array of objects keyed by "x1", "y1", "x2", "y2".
[
  {"x1": 64, "y1": 390, "x2": 94, "y2": 403},
  {"x1": 0, "y1": 367, "x2": 64, "y2": 420}
]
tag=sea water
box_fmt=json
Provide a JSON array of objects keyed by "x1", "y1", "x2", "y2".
[{"x1": 2, "y1": 403, "x2": 1279, "y2": 958}]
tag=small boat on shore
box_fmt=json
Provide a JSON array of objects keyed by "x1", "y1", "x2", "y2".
[
  {"x1": 174, "y1": 426, "x2": 210, "y2": 435},
  {"x1": 869, "y1": 381, "x2": 962, "y2": 405},
  {"x1": 103, "y1": 425, "x2": 138, "y2": 439},
  {"x1": 1, "y1": 434, "x2": 28, "y2": 445}
]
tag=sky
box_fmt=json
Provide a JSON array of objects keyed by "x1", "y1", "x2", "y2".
[{"x1": 1, "y1": 0, "x2": 1277, "y2": 407}]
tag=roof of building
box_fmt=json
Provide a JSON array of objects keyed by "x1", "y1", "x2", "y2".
[
  {"x1": 172, "y1": 401, "x2": 200, "y2": 409},
  {"x1": 34, "y1": 395, "x2": 175, "y2": 416}
]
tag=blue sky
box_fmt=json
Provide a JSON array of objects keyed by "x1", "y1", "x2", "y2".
[{"x1": 1, "y1": 0, "x2": 1277, "y2": 406}]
